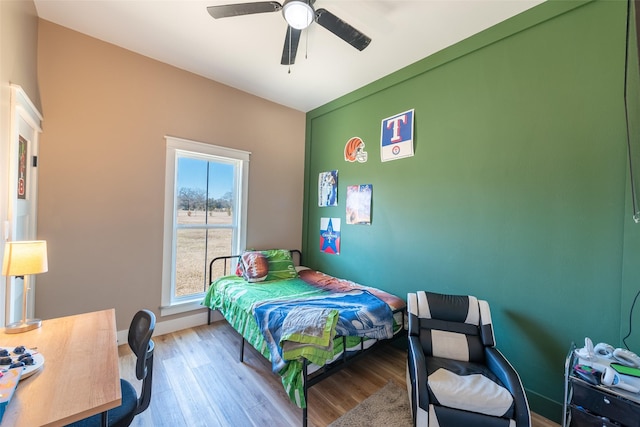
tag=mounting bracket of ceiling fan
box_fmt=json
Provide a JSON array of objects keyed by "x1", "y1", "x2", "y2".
[{"x1": 206, "y1": 1, "x2": 371, "y2": 65}]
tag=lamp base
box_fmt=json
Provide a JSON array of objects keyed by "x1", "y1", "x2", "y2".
[{"x1": 4, "y1": 319, "x2": 41, "y2": 334}]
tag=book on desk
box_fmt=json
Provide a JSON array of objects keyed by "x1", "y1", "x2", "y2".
[{"x1": 0, "y1": 368, "x2": 23, "y2": 423}]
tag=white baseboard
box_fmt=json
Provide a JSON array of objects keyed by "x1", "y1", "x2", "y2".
[{"x1": 116, "y1": 309, "x2": 223, "y2": 345}]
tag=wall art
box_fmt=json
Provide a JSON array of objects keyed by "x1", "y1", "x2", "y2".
[
  {"x1": 320, "y1": 217, "x2": 341, "y2": 255},
  {"x1": 17, "y1": 135, "x2": 27, "y2": 199},
  {"x1": 344, "y1": 137, "x2": 368, "y2": 163},
  {"x1": 381, "y1": 109, "x2": 414, "y2": 162},
  {"x1": 346, "y1": 184, "x2": 372, "y2": 225},
  {"x1": 318, "y1": 170, "x2": 338, "y2": 207}
]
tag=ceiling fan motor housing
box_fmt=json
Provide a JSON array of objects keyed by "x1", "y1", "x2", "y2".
[{"x1": 282, "y1": 0, "x2": 315, "y2": 30}]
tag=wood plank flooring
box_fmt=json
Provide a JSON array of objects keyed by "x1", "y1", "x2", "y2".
[{"x1": 119, "y1": 320, "x2": 559, "y2": 427}]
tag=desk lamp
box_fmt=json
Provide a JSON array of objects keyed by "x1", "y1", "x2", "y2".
[{"x1": 2, "y1": 240, "x2": 48, "y2": 333}]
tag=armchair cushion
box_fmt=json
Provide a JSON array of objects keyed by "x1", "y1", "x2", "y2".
[
  {"x1": 428, "y1": 368, "x2": 514, "y2": 417},
  {"x1": 426, "y1": 356, "x2": 514, "y2": 418}
]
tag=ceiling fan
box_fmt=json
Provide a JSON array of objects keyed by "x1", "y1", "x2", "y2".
[{"x1": 206, "y1": 0, "x2": 372, "y2": 66}]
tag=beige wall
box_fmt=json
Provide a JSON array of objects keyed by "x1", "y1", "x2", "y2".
[
  {"x1": 0, "y1": 0, "x2": 40, "y2": 109},
  {"x1": 0, "y1": 0, "x2": 41, "y2": 326},
  {"x1": 36, "y1": 20, "x2": 306, "y2": 331}
]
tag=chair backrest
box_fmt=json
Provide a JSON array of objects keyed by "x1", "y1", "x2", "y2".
[
  {"x1": 408, "y1": 291, "x2": 495, "y2": 363},
  {"x1": 127, "y1": 309, "x2": 156, "y2": 415}
]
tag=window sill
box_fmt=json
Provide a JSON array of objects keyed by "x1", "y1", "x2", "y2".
[{"x1": 160, "y1": 299, "x2": 207, "y2": 317}]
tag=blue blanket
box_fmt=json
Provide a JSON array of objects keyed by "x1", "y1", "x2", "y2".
[{"x1": 253, "y1": 290, "x2": 394, "y2": 373}]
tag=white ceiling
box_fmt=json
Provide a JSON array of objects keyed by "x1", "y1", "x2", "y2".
[{"x1": 33, "y1": 0, "x2": 544, "y2": 112}]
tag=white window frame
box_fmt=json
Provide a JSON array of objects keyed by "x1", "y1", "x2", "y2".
[{"x1": 161, "y1": 136, "x2": 250, "y2": 316}]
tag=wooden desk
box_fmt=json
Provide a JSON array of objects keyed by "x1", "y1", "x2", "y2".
[{"x1": 0, "y1": 309, "x2": 121, "y2": 426}]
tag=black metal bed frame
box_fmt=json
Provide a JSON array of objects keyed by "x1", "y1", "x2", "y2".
[{"x1": 205, "y1": 250, "x2": 406, "y2": 427}]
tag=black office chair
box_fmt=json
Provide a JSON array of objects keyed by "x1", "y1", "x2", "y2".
[
  {"x1": 407, "y1": 291, "x2": 530, "y2": 427},
  {"x1": 66, "y1": 309, "x2": 156, "y2": 427}
]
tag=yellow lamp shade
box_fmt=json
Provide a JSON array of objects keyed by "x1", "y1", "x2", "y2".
[{"x1": 2, "y1": 240, "x2": 48, "y2": 276}]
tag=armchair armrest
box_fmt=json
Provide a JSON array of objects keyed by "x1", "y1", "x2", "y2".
[
  {"x1": 485, "y1": 347, "x2": 531, "y2": 427},
  {"x1": 408, "y1": 335, "x2": 429, "y2": 424}
]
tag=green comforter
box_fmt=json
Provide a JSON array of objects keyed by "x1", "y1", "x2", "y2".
[{"x1": 202, "y1": 274, "x2": 391, "y2": 408}]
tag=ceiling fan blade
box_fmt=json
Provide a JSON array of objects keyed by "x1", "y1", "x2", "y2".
[
  {"x1": 281, "y1": 26, "x2": 302, "y2": 65},
  {"x1": 315, "y1": 8, "x2": 371, "y2": 51},
  {"x1": 207, "y1": 2, "x2": 282, "y2": 19}
]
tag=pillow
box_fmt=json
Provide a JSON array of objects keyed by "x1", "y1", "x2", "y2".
[
  {"x1": 262, "y1": 249, "x2": 298, "y2": 281},
  {"x1": 240, "y1": 251, "x2": 269, "y2": 282},
  {"x1": 425, "y1": 357, "x2": 515, "y2": 419},
  {"x1": 237, "y1": 249, "x2": 298, "y2": 282},
  {"x1": 428, "y1": 368, "x2": 514, "y2": 418}
]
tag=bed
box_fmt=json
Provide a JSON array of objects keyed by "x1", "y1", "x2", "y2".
[{"x1": 202, "y1": 249, "x2": 406, "y2": 427}]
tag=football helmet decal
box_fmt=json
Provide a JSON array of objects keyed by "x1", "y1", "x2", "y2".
[{"x1": 344, "y1": 137, "x2": 368, "y2": 163}]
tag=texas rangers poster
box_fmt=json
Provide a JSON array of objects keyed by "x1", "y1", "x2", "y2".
[
  {"x1": 381, "y1": 109, "x2": 414, "y2": 162},
  {"x1": 320, "y1": 217, "x2": 340, "y2": 255}
]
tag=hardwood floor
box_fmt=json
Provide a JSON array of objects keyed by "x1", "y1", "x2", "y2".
[{"x1": 119, "y1": 320, "x2": 559, "y2": 427}]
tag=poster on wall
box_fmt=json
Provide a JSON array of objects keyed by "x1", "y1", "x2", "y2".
[
  {"x1": 318, "y1": 170, "x2": 338, "y2": 207},
  {"x1": 320, "y1": 217, "x2": 341, "y2": 255},
  {"x1": 17, "y1": 135, "x2": 27, "y2": 200},
  {"x1": 381, "y1": 109, "x2": 414, "y2": 162},
  {"x1": 344, "y1": 137, "x2": 368, "y2": 163},
  {"x1": 346, "y1": 184, "x2": 372, "y2": 225}
]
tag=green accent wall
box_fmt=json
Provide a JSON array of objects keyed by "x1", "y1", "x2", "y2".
[{"x1": 302, "y1": 0, "x2": 640, "y2": 421}]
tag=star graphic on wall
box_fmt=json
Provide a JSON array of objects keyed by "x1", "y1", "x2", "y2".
[{"x1": 320, "y1": 218, "x2": 340, "y2": 254}]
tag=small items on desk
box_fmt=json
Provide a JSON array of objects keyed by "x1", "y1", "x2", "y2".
[
  {"x1": 601, "y1": 365, "x2": 640, "y2": 393},
  {"x1": 0, "y1": 368, "x2": 23, "y2": 423},
  {"x1": 573, "y1": 337, "x2": 640, "y2": 394},
  {"x1": 573, "y1": 363, "x2": 640, "y2": 393},
  {"x1": 565, "y1": 341, "x2": 640, "y2": 427},
  {"x1": 0, "y1": 346, "x2": 44, "y2": 382},
  {"x1": 611, "y1": 362, "x2": 640, "y2": 378},
  {"x1": 573, "y1": 364, "x2": 601, "y2": 386}
]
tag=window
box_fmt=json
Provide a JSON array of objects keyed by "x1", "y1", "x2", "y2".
[{"x1": 161, "y1": 136, "x2": 249, "y2": 315}]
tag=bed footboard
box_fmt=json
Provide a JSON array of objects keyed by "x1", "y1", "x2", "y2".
[{"x1": 300, "y1": 309, "x2": 406, "y2": 427}]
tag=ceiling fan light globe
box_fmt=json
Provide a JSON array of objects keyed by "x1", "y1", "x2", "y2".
[{"x1": 283, "y1": 0, "x2": 314, "y2": 30}]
